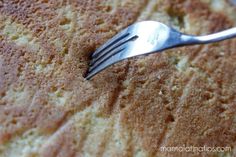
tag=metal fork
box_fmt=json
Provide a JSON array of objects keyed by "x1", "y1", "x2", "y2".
[{"x1": 85, "y1": 21, "x2": 236, "y2": 80}]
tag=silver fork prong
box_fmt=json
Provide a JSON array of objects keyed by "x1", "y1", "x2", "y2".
[
  {"x1": 92, "y1": 28, "x2": 129, "y2": 58},
  {"x1": 88, "y1": 44, "x2": 126, "y2": 72},
  {"x1": 90, "y1": 35, "x2": 138, "y2": 67},
  {"x1": 86, "y1": 49, "x2": 126, "y2": 80},
  {"x1": 90, "y1": 33, "x2": 131, "y2": 65}
]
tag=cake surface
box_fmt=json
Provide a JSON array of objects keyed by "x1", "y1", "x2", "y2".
[{"x1": 0, "y1": 0, "x2": 236, "y2": 157}]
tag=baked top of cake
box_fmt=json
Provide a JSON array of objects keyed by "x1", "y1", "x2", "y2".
[{"x1": 0, "y1": 0, "x2": 236, "y2": 157}]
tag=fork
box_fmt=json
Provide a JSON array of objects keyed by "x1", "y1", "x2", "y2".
[{"x1": 85, "y1": 21, "x2": 236, "y2": 80}]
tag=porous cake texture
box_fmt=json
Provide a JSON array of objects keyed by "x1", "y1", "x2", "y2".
[{"x1": 0, "y1": 0, "x2": 236, "y2": 157}]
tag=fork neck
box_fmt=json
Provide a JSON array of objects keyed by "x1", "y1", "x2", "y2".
[{"x1": 180, "y1": 27, "x2": 236, "y2": 45}]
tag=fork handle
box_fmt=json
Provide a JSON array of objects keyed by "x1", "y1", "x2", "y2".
[{"x1": 180, "y1": 27, "x2": 236, "y2": 45}]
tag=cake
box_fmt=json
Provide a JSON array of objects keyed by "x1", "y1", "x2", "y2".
[{"x1": 0, "y1": 0, "x2": 236, "y2": 157}]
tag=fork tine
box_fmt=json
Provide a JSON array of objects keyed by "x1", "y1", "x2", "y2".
[
  {"x1": 89, "y1": 35, "x2": 138, "y2": 72},
  {"x1": 88, "y1": 44, "x2": 126, "y2": 72},
  {"x1": 90, "y1": 34, "x2": 130, "y2": 65},
  {"x1": 92, "y1": 28, "x2": 129, "y2": 58},
  {"x1": 86, "y1": 49, "x2": 126, "y2": 80},
  {"x1": 90, "y1": 35, "x2": 138, "y2": 67}
]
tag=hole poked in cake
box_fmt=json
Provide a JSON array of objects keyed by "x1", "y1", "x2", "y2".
[
  {"x1": 57, "y1": 5, "x2": 74, "y2": 31},
  {"x1": 165, "y1": 114, "x2": 175, "y2": 123}
]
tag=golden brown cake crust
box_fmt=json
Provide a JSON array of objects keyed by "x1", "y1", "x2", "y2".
[{"x1": 0, "y1": 0, "x2": 236, "y2": 157}]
